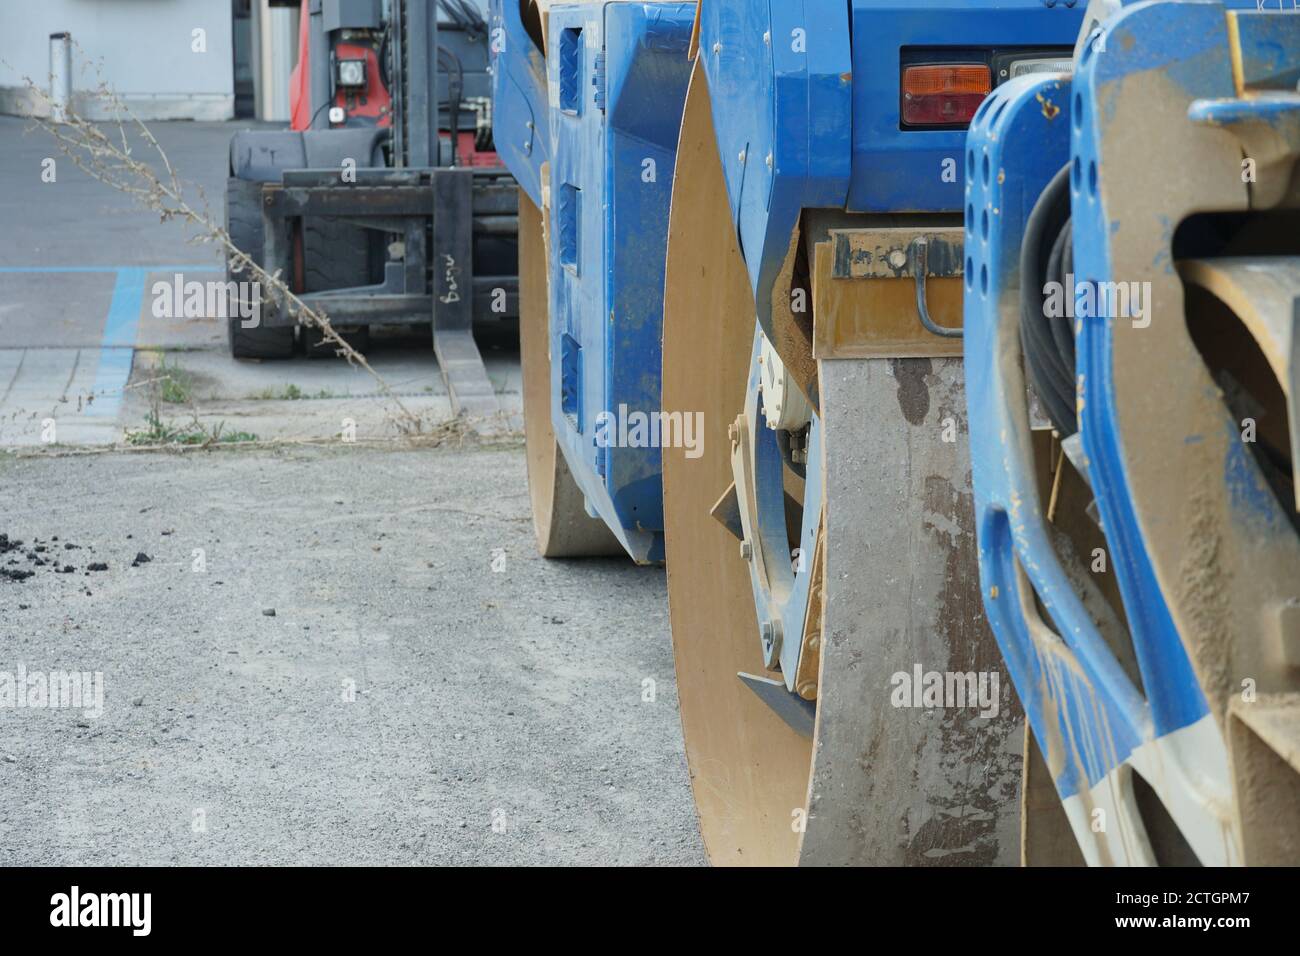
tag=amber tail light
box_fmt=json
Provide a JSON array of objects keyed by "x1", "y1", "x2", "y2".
[{"x1": 901, "y1": 64, "x2": 992, "y2": 126}]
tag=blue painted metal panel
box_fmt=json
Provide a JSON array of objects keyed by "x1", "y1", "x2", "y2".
[
  {"x1": 696, "y1": 0, "x2": 1083, "y2": 362},
  {"x1": 964, "y1": 72, "x2": 1148, "y2": 801},
  {"x1": 697, "y1": 0, "x2": 853, "y2": 362},
  {"x1": 488, "y1": 0, "x2": 551, "y2": 208},
  {"x1": 545, "y1": 2, "x2": 696, "y2": 564},
  {"x1": 965, "y1": 0, "x2": 1281, "y2": 800},
  {"x1": 1070, "y1": 0, "x2": 1238, "y2": 738},
  {"x1": 848, "y1": 0, "x2": 1085, "y2": 213}
]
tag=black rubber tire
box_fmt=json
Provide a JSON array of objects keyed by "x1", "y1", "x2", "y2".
[
  {"x1": 299, "y1": 215, "x2": 377, "y2": 358},
  {"x1": 303, "y1": 216, "x2": 374, "y2": 293},
  {"x1": 225, "y1": 177, "x2": 295, "y2": 359}
]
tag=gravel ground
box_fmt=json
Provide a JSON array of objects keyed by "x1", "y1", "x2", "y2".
[{"x1": 0, "y1": 442, "x2": 704, "y2": 865}]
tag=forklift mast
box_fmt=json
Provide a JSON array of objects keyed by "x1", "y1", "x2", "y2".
[{"x1": 292, "y1": 0, "x2": 497, "y2": 167}]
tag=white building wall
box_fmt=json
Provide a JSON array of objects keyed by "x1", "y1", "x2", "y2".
[{"x1": 0, "y1": 0, "x2": 234, "y2": 120}]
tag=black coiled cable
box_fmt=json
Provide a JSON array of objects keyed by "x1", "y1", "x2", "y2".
[{"x1": 1019, "y1": 164, "x2": 1077, "y2": 438}]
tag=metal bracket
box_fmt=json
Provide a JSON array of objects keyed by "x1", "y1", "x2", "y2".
[
  {"x1": 910, "y1": 236, "x2": 963, "y2": 339},
  {"x1": 830, "y1": 228, "x2": 963, "y2": 281},
  {"x1": 818, "y1": 227, "x2": 965, "y2": 353},
  {"x1": 737, "y1": 672, "x2": 816, "y2": 738}
]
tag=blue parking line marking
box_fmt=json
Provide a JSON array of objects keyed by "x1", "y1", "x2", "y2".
[
  {"x1": 86, "y1": 268, "x2": 148, "y2": 418},
  {"x1": 0, "y1": 265, "x2": 221, "y2": 274},
  {"x1": 0, "y1": 265, "x2": 225, "y2": 422},
  {"x1": 100, "y1": 268, "x2": 148, "y2": 349}
]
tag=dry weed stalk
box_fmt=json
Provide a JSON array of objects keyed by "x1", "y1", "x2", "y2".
[{"x1": 19, "y1": 60, "x2": 435, "y2": 434}]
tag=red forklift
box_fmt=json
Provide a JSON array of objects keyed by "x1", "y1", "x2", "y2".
[{"x1": 226, "y1": 0, "x2": 514, "y2": 417}]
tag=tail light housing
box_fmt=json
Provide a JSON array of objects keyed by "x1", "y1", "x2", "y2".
[{"x1": 901, "y1": 64, "x2": 991, "y2": 127}]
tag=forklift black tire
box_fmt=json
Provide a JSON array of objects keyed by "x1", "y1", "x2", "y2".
[
  {"x1": 299, "y1": 216, "x2": 376, "y2": 359},
  {"x1": 225, "y1": 177, "x2": 295, "y2": 360},
  {"x1": 228, "y1": 318, "x2": 295, "y2": 360},
  {"x1": 303, "y1": 217, "x2": 374, "y2": 293}
]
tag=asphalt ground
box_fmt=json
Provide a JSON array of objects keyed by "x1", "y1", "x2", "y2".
[{"x1": 0, "y1": 115, "x2": 703, "y2": 865}]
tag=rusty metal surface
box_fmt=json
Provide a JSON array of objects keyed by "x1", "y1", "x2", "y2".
[
  {"x1": 830, "y1": 227, "x2": 965, "y2": 281},
  {"x1": 802, "y1": 357, "x2": 1023, "y2": 865},
  {"x1": 767, "y1": 229, "x2": 821, "y2": 412},
  {"x1": 812, "y1": 240, "x2": 965, "y2": 360}
]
